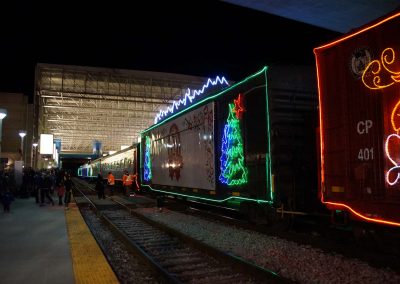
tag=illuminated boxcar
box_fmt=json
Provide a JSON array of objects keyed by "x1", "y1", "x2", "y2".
[
  {"x1": 140, "y1": 66, "x2": 318, "y2": 219},
  {"x1": 314, "y1": 11, "x2": 400, "y2": 227}
]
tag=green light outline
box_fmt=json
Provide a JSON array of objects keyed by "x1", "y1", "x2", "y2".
[
  {"x1": 141, "y1": 67, "x2": 268, "y2": 134},
  {"x1": 140, "y1": 137, "x2": 143, "y2": 181},
  {"x1": 141, "y1": 184, "x2": 271, "y2": 204},
  {"x1": 263, "y1": 67, "x2": 273, "y2": 202},
  {"x1": 140, "y1": 66, "x2": 273, "y2": 204},
  {"x1": 219, "y1": 103, "x2": 248, "y2": 185},
  {"x1": 144, "y1": 136, "x2": 152, "y2": 181}
]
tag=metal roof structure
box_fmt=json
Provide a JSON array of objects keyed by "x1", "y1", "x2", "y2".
[
  {"x1": 222, "y1": 0, "x2": 400, "y2": 33},
  {"x1": 34, "y1": 64, "x2": 212, "y2": 154}
]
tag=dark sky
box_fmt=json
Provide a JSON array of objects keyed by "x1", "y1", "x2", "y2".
[{"x1": 0, "y1": 1, "x2": 340, "y2": 102}]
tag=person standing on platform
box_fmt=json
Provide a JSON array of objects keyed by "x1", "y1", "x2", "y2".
[
  {"x1": 129, "y1": 172, "x2": 137, "y2": 196},
  {"x1": 33, "y1": 171, "x2": 41, "y2": 203},
  {"x1": 122, "y1": 170, "x2": 129, "y2": 196},
  {"x1": 1, "y1": 188, "x2": 14, "y2": 213},
  {"x1": 42, "y1": 172, "x2": 54, "y2": 206},
  {"x1": 95, "y1": 174, "x2": 105, "y2": 199},
  {"x1": 57, "y1": 180, "x2": 65, "y2": 206},
  {"x1": 107, "y1": 171, "x2": 115, "y2": 196},
  {"x1": 64, "y1": 173, "x2": 72, "y2": 209}
]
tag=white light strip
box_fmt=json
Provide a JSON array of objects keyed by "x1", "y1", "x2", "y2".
[{"x1": 154, "y1": 76, "x2": 229, "y2": 124}]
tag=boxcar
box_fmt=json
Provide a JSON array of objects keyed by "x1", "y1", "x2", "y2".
[
  {"x1": 314, "y1": 11, "x2": 400, "y2": 227},
  {"x1": 140, "y1": 65, "x2": 318, "y2": 220}
]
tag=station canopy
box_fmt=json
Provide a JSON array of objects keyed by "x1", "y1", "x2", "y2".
[{"x1": 35, "y1": 64, "x2": 216, "y2": 154}]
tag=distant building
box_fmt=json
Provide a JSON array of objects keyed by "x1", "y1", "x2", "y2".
[{"x1": 0, "y1": 92, "x2": 33, "y2": 169}]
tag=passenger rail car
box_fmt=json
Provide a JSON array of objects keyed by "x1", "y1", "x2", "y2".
[
  {"x1": 314, "y1": 11, "x2": 400, "y2": 227},
  {"x1": 140, "y1": 65, "x2": 319, "y2": 221},
  {"x1": 78, "y1": 144, "x2": 140, "y2": 185}
]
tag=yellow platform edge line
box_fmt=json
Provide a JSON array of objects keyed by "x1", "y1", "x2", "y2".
[{"x1": 65, "y1": 204, "x2": 119, "y2": 284}]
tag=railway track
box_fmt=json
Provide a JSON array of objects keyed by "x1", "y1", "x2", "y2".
[
  {"x1": 72, "y1": 178, "x2": 289, "y2": 283},
  {"x1": 173, "y1": 194, "x2": 400, "y2": 275}
]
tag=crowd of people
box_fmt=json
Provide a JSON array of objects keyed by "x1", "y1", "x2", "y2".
[
  {"x1": 0, "y1": 168, "x2": 73, "y2": 212},
  {"x1": 0, "y1": 167, "x2": 163, "y2": 213}
]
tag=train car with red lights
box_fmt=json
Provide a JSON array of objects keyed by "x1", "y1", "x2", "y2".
[
  {"x1": 140, "y1": 66, "x2": 319, "y2": 221},
  {"x1": 314, "y1": 11, "x2": 400, "y2": 228}
]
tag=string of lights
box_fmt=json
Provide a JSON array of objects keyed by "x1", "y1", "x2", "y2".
[{"x1": 154, "y1": 76, "x2": 229, "y2": 124}]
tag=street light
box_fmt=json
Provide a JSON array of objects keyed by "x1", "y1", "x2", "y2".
[
  {"x1": 32, "y1": 142, "x2": 38, "y2": 169},
  {"x1": 0, "y1": 108, "x2": 7, "y2": 169},
  {"x1": 19, "y1": 130, "x2": 27, "y2": 163}
]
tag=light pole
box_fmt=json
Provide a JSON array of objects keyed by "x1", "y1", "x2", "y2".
[
  {"x1": 0, "y1": 108, "x2": 7, "y2": 169},
  {"x1": 19, "y1": 130, "x2": 27, "y2": 163},
  {"x1": 32, "y1": 142, "x2": 38, "y2": 169}
]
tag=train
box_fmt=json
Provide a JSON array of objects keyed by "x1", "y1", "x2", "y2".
[
  {"x1": 314, "y1": 10, "x2": 400, "y2": 228},
  {"x1": 78, "y1": 145, "x2": 139, "y2": 184},
  {"x1": 79, "y1": 64, "x2": 319, "y2": 222},
  {"x1": 79, "y1": 11, "x2": 400, "y2": 230}
]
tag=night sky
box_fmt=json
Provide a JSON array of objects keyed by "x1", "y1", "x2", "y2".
[{"x1": 0, "y1": 1, "x2": 340, "y2": 102}]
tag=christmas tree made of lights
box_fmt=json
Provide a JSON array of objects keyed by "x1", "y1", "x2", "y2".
[
  {"x1": 144, "y1": 136, "x2": 152, "y2": 181},
  {"x1": 219, "y1": 94, "x2": 248, "y2": 186}
]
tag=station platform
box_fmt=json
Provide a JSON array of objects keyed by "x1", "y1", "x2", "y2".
[{"x1": 0, "y1": 197, "x2": 118, "y2": 284}]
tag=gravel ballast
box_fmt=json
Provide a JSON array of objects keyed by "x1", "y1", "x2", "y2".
[{"x1": 135, "y1": 207, "x2": 400, "y2": 284}]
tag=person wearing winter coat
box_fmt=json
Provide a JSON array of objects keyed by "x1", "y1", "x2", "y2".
[
  {"x1": 64, "y1": 174, "x2": 72, "y2": 208},
  {"x1": 57, "y1": 181, "x2": 65, "y2": 205},
  {"x1": 95, "y1": 174, "x2": 105, "y2": 199},
  {"x1": 122, "y1": 171, "x2": 130, "y2": 196},
  {"x1": 107, "y1": 172, "x2": 115, "y2": 196},
  {"x1": 40, "y1": 173, "x2": 54, "y2": 206},
  {"x1": 1, "y1": 189, "x2": 14, "y2": 213}
]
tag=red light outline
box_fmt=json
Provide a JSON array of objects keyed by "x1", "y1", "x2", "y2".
[
  {"x1": 233, "y1": 93, "x2": 245, "y2": 119},
  {"x1": 314, "y1": 13, "x2": 400, "y2": 51},
  {"x1": 322, "y1": 198, "x2": 400, "y2": 227},
  {"x1": 314, "y1": 12, "x2": 400, "y2": 227},
  {"x1": 391, "y1": 99, "x2": 400, "y2": 131}
]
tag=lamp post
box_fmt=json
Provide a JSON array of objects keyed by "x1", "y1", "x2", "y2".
[
  {"x1": 0, "y1": 108, "x2": 7, "y2": 169},
  {"x1": 19, "y1": 130, "x2": 27, "y2": 163},
  {"x1": 32, "y1": 142, "x2": 38, "y2": 169}
]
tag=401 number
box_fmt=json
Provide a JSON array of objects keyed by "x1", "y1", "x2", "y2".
[{"x1": 358, "y1": 148, "x2": 374, "y2": 161}]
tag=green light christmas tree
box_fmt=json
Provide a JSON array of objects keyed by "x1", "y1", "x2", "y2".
[{"x1": 219, "y1": 94, "x2": 248, "y2": 186}]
